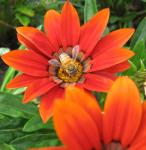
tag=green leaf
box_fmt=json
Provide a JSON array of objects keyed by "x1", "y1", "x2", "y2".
[
  {"x1": 140, "y1": 60, "x2": 146, "y2": 71},
  {"x1": 16, "y1": 6, "x2": 35, "y2": 17},
  {"x1": 130, "y1": 17, "x2": 146, "y2": 48},
  {"x1": 11, "y1": 133, "x2": 60, "y2": 150},
  {"x1": 0, "y1": 116, "x2": 26, "y2": 144},
  {"x1": 84, "y1": 0, "x2": 97, "y2": 23},
  {"x1": 131, "y1": 39, "x2": 146, "y2": 67},
  {"x1": 23, "y1": 115, "x2": 53, "y2": 132},
  {"x1": 0, "y1": 104, "x2": 24, "y2": 118},
  {"x1": 0, "y1": 114, "x2": 5, "y2": 119},
  {"x1": 121, "y1": 60, "x2": 137, "y2": 76},
  {"x1": 0, "y1": 93, "x2": 37, "y2": 119},
  {"x1": 16, "y1": 14, "x2": 30, "y2": 26},
  {"x1": 0, "y1": 67, "x2": 16, "y2": 92},
  {"x1": 0, "y1": 47, "x2": 10, "y2": 56},
  {"x1": 0, "y1": 143, "x2": 16, "y2": 150}
]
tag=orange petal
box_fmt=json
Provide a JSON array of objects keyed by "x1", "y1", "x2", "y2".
[
  {"x1": 54, "y1": 100, "x2": 101, "y2": 150},
  {"x1": 39, "y1": 86, "x2": 64, "y2": 123},
  {"x1": 90, "y1": 48, "x2": 134, "y2": 72},
  {"x1": 44, "y1": 10, "x2": 62, "y2": 48},
  {"x1": 17, "y1": 27, "x2": 56, "y2": 58},
  {"x1": 1, "y1": 50, "x2": 49, "y2": 77},
  {"x1": 82, "y1": 73, "x2": 113, "y2": 92},
  {"x1": 94, "y1": 71, "x2": 116, "y2": 80},
  {"x1": 103, "y1": 76, "x2": 142, "y2": 147},
  {"x1": 7, "y1": 74, "x2": 41, "y2": 88},
  {"x1": 65, "y1": 86, "x2": 102, "y2": 135},
  {"x1": 129, "y1": 102, "x2": 146, "y2": 150},
  {"x1": 61, "y1": 1, "x2": 80, "y2": 47},
  {"x1": 29, "y1": 147, "x2": 65, "y2": 150},
  {"x1": 23, "y1": 78, "x2": 57, "y2": 103},
  {"x1": 79, "y1": 8, "x2": 109, "y2": 59},
  {"x1": 101, "y1": 61, "x2": 130, "y2": 73},
  {"x1": 92, "y1": 28, "x2": 135, "y2": 58}
]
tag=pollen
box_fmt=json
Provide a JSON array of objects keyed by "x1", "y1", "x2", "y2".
[{"x1": 57, "y1": 61, "x2": 83, "y2": 83}]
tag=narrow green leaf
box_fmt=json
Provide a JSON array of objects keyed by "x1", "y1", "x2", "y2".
[
  {"x1": 0, "y1": 67, "x2": 16, "y2": 92},
  {"x1": 23, "y1": 115, "x2": 53, "y2": 132},
  {"x1": 0, "y1": 143, "x2": 16, "y2": 150},
  {"x1": 84, "y1": 0, "x2": 97, "y2": 23},
  {"x1": 130, "y1": 17, "x2": 146, "y2": 48},
  {"x1": 122, "y1": 60, "x2": 137, "y2": 76},
  {"x1": 140, "y1": 60, "x2": 146, "y2": 71}
]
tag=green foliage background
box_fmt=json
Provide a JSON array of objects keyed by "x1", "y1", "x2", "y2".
[{"x1": 0, "y1": 0, "x2": 146, "y2": 149}]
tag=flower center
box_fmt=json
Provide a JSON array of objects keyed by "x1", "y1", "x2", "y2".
[
  {"x1": 57, "y1": 53, "x2": 83, "y2": 83},
  {"x1": 49, "y1": 45, "x2": 90, "y2": 86},
  {"x1": 102, "y1": 142, "x2": 128, "y2": 150}
]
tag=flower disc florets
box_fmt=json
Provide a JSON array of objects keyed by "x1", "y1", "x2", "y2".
[
  {"x1": 58, "y1": 59, "x2": 83, "y2": 83},
  {"x1": 49, "y1": 45, "x2": 90, "y2": 87}
]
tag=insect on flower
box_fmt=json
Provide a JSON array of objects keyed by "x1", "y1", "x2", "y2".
[
  {"x1": 2, "y1": 0, "x2": 135, "y2": 123},
  {"x1": 30, "y1": 77, "x2": 146, "y2": 150}
]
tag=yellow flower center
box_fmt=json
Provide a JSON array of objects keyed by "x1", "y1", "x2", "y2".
[{"x1": 57, "y1": 59, "x2": 83, "y2": 83}]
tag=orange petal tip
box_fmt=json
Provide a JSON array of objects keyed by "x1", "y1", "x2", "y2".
[
  {"x1": 100, "y1": 8, "x2": 110, "y2": 15},
  {"x1": 39, "y1": 110, "x2": 52, "y2": 124},
  {"x1": 22, "y1": 98, "x2": 29, "y2": 104},
  {"x1": 16, "y1": 26, "x2": 34, "y2": 34},
  {"x1": 16, "y1": 26, "x2": 24, "y2": 33},
  {"x1": 41, "y1": 115, "x2": 50, "y2": 124},
  {"x1": 1, "y1": 52, "x2": 12, "y2": 65},
  {"x1": 122, "y1": 28, "x2": 135, "y2": 37}
]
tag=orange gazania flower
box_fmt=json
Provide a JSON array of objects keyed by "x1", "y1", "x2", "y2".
[
  {"x1": 30, "y1": 77, "x2": 146, "y2": 150},
  {"x1": 2, "y1": 0, "x2": 134, "y2": 122}
]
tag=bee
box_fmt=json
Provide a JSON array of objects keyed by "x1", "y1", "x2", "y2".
[{"x1": 59, "y1": 45, "x2": 80, "y2": 76}]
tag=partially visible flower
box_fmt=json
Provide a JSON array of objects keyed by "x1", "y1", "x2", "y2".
[
  {"x1": 30, "y1": 77, "x2": 146, "y2": 150},
  {"x1": 2, "y1": 0, "x2": 134, "y2": 122}
]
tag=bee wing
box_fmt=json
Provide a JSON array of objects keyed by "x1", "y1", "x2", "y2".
[
  {"x1": 72, "y1": 45, "x2": 79, "y2": 61},
  {"x1": 49, "y1": 59, "x2": 61, "y2": 67}
]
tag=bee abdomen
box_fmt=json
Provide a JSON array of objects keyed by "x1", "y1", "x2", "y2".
[{"x1": 59, "y1": 53, "x2": 71, "y2": 65}]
